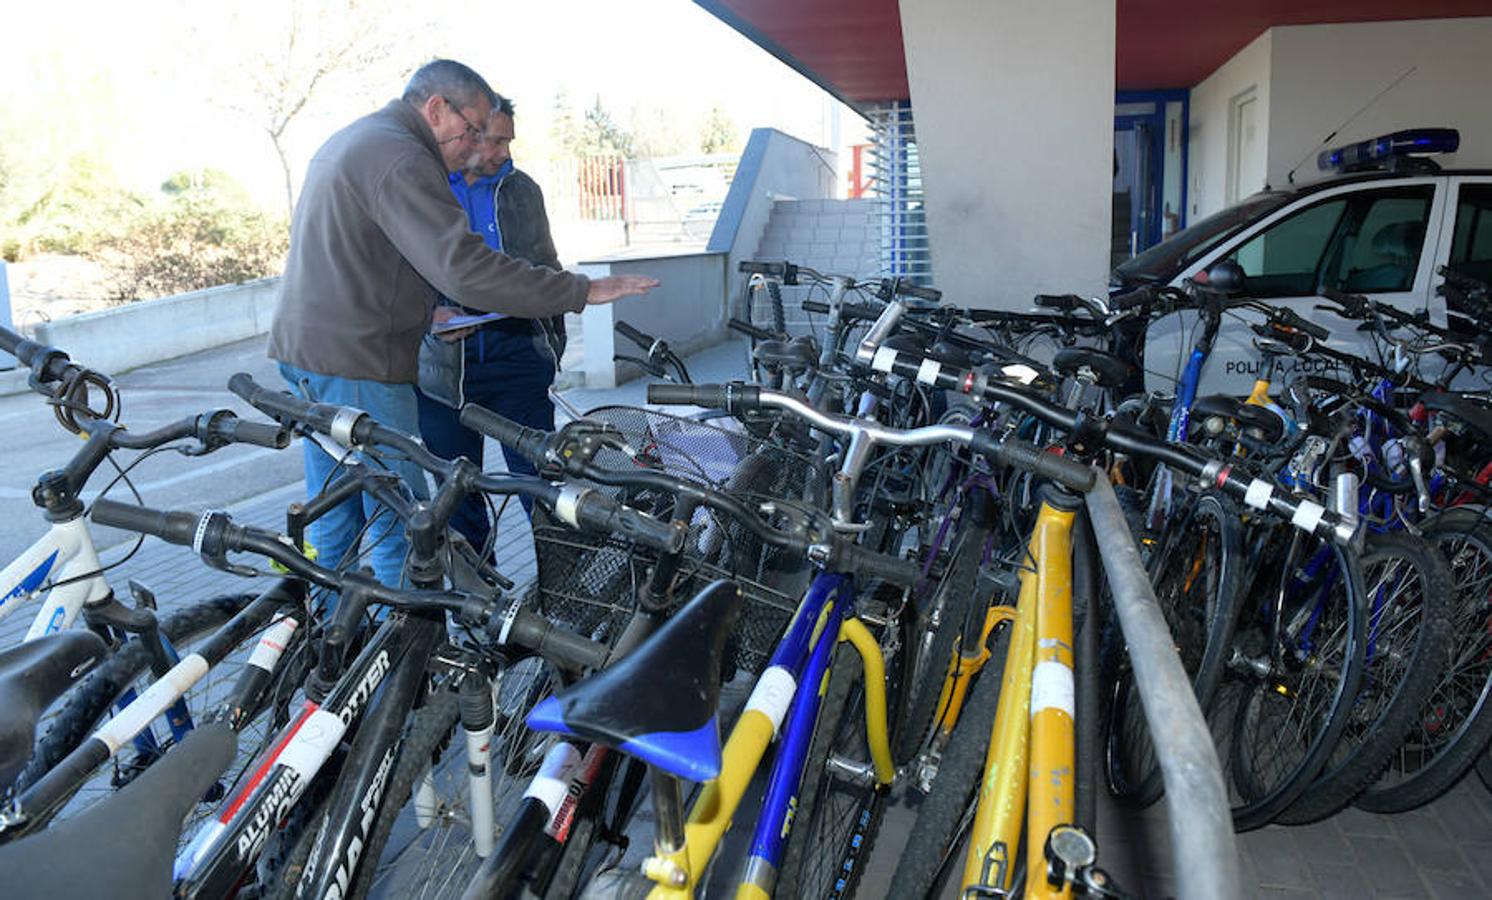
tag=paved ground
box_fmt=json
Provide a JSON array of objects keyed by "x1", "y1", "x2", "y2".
[{"x1": 8, "y1": 334, "x2": 1491, "y2": 898}]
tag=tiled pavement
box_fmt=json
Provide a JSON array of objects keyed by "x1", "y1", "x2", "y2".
[{"x1": 26, "y1": 336, "x2": 1492, "y2": 899}]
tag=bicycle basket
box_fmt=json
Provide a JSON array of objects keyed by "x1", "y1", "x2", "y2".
[{"x1": 528, "y1": 405, "x2": 818, "y2": 674}]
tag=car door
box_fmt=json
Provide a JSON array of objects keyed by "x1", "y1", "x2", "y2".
[
  {"x1": 1144, "y1": 178, "x2": 1447, "y2": 396},
  {"x1": 1433, "y1": 175, "x2": 1492, "y2": 389}
]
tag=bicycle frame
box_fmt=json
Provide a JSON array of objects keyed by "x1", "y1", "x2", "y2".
[
  {"x1": 645, "y1": 570, "x2": 895, "y2": 899},
  {"x1": 0, "y1": 516, "x2": 111, "y2": 640},
  {"x1": 963, "y1": 496, "x2": 1080, "y2": 898}
]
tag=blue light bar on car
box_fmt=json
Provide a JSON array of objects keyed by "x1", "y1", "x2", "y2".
[{"x1": 1318, "y1": 128, "x2": 1460, "y2": 171}]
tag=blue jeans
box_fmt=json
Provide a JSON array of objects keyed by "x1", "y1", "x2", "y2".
[
  {"x1": 416, "y1": 326, "x2": 555, "y2": 554},
  {"x1": 279, "y1": 362, "x2": 430, "y2": 589}
]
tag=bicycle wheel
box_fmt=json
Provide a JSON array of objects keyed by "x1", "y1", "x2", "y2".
[
  {"x1": 1358, "y1": 508, "x2": 1492, "y2": 813},
  {"x1": 1106, "y1": 491, "x2": 1242, "y2": 808},
  {"x1": 349, "y1": 656, "x2": 561, "y2": 899},
  {"x1": 895, "y1": 519, "x2": 990, "y2": 764},
  {"x1": 1227, "y1": 532, "x2": 1366, "y2": 831},
  {"x1": 1278, "y1": 530, "x2": 1453, "y2": 824},
  {"x1": 887, "y1": 623, "x2": 1008, "y2": 899},
  {"x1": 776, "y1": 612, "x2": 912, "y2": 900},
  {"x1": 15, "y1": 592, "x2": 285, "y2": 834}
]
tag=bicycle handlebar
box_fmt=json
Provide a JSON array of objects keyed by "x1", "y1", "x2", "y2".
[
  {"x1": 614, "y1": 320, "x2": 654, "y2": 352},
  {"x1": 727, "y1": 318, "x2": 779, "y2": 342},
  {"x1": 88, "y1": 499, "x2": 611, "y2": 670}
]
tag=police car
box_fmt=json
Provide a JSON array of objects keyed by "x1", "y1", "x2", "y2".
[{"x1": 1114, "y1": 129, "x2": 1492, "y2": 395}]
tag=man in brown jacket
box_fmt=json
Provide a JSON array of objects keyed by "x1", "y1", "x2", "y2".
[{"x1": 268, "y1": 59, "x2": 655, "y2": 590}]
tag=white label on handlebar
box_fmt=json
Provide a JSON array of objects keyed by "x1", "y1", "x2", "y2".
[
  {"x1": 916, "y1": 358, "x2": 941, "y2": 385},
  {"x1": 94, "y1": 653, "x2": 209, "y2": 754},
  {"x1": 247, "y1": 615, "x2": 300, "y2": 673},
  {"x1": 871, "y1": 346, "x2": 898, "y2": 373},
  {"x1": 745, "y1": 665, "x2": 797, "y2": 735},
  {"x1": 1291, "y1": 500, "x2": 1326, "y2": 533},
  {"x1": 1244, "y1": 479, "x2": 1274, "y2": 511}
]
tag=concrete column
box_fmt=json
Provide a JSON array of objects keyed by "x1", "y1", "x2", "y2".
[{"x1": 899, "y1": 0, "x2": 1116, "y2": 309}]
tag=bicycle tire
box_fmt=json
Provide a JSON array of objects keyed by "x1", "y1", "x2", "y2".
[
  {"x1": 895, "y1": 522, "x2": 988, "y2": 764},
  {"x1": 1358, "y1": 508, "x2": 1492, "y2": 812},
  {"x1": 886, "y1": 623, "x2": 1008, "y2": 899},
  {"x1": 353, "y1": 656, "x2": 561, "y2": 900},
  {"x1": 16, "y1": 592, "x2": 266, "y2": 827},
  {"x1": 1226, "y1": 532, "x2": 1366, "y2": 831},
  {"x1": 1106, "y1": 491, "x2": 1242, "y2": 809},
  {"x1": 776, "y1": 610, "x2": 911, "y2": 900},
  {"x1": 1278, "y1": 530, "x2": 1454, "y2": 824}
]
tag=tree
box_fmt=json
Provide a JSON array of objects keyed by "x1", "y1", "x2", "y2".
[
  {"x1": 208, "y1": 0, "x2": 430, "y2": 217},
  {"x1": 699, "y1": 105, "x2": 739, "y2": 155}
]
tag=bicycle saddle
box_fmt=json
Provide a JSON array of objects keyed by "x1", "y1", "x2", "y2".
[
  {"x1": 0, "y1": 630, "x2": 109, "y2": 789},
  {"x1": 1421, "y1": 391, "x2": 1492, "y2": 444},
  {"x1": 1191, "y1": 394, "x2": 1242, "y2": 421},
  {"x1": 526, "y1": 579, "x2": 742, "y2": 782},
  {"x1": 1234, "y1": 403, "x2": 1286, "y2": 444},
  {"x1": 753, "y1": 339, "x2": 817, "y2": 371},
  {"x1": 1051, "y1": 348, "x2": 1136, "y2": 389},
  {"x1": 0, "y1": 721, "x2": 235, "y2": 899}
]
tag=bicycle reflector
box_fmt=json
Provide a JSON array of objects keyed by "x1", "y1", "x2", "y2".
[{"x1": 1318, "y1": 128, "x2": 1460, "y2": 172}]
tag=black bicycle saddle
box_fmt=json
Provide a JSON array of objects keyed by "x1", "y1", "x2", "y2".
[
  {"x1": 1421, "y1": 391, "x2": 1492, "y2": 444},
  {"x1": 526, "y1": 580, "x2": 742, "y2": 781},
  {"x1": 1051, "y1": 348, "x2": 1136, "y2": 389},
  {"x1": 0, "y1": 630, "x2": 109, "y2": 789},
  {"x1": 1191, "y1": 394, "x2": 1242, "y2": 421},
  {"x1": 753, "y1": 339, "x2": 818, "y2": 371},
  {"x1": 0, "y1": 721, "x2": 236, "y2": 899}
]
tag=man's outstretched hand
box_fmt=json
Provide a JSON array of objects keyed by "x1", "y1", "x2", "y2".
[{"x1": 586, "y1": 274, "x2": 660, "y2": 305}]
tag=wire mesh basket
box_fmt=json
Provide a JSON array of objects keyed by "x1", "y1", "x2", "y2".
[{"x1": 528, "y1": 405, "x2": 820, "y2": 674}]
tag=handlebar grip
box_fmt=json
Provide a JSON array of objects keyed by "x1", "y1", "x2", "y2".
[
  {"x1": 613, "y1": 320, "x2": 654, "y2": 351},
  {"x1": 973, "y1": 434, "x2": 1096, "y2": 491},
  {"x1": 727, "y1": 318, "x2": 777, "y2": 341},
  {"x1": 801, "y1": 300, "x2": 830, "y2": 315},
  {"x1": 834, "y1": 543, "x2": 921, "y2": 587},
  {"x1": 1111, "y1": 285, "x2": 1157, "y2": 311},
  {"x1": 228, "y1": 419, "x2": 291, "y2": 449},
  {"x1": 884, "y1": 279, "x2": 942, "y2": 303},
  {"x1": 1034, "y1": 294, "x2": 1082, "y2": 311},
  {"x1": 739, "y1": 260, "x2": 787, "y2": 277},
  {"x1": 0, "y1": 326, "x2": 24, "y2": 358},
  {"x1": 1276, "y1": 308, "x2": 1330, "y2": 340},
  {"x1": 646, "y1": 382, "x2": 760, "y2": 412},
  {"x1": 91, "y1": 499, "x2": 201, "y2": 545},
  {"x1": 573, "y1": 491, "x2": 686, "y2": 554},
  {"x1": 458, "y1": 404, "x2": 551, "y2": 464}
]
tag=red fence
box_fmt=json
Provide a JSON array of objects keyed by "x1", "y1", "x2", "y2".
[{"x1": 576, "y1": 155, "x2": 625, "y2": 221}]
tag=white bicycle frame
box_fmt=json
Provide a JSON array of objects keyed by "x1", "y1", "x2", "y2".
[{"x1": 0, "y1": 514, "x2": 112, "y2": 641}]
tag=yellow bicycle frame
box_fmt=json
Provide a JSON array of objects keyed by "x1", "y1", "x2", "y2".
[
  {"x1": 645, "y1": 604, "x2": 896, "y2": 898},
  {"x1": 963, "y1": 499, "x2": 1077, "y2": 899}
]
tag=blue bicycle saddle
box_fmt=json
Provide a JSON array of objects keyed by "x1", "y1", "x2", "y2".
[{"x1": 527, "y1": 579, "x2": 742, "y2": 782}]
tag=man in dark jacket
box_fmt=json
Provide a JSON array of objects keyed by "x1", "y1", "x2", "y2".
[
  {"x1": 268, "y1": 59, "x2": 656, "y2": 589},
  {"x1": 415, "y1": 94, "x2": 565, "y2": 551}
]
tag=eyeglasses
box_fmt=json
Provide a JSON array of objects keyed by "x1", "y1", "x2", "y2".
[{"x1": 442, "y1": 96, "x2": 485, "y2": 143}]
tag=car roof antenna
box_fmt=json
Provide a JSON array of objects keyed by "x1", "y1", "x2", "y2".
[{"x1": 1284, "y1": 66, "x2": 1417, "y2": 186}]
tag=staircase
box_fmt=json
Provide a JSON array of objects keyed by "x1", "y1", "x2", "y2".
[{"x1": 746, "y1": 198, "x2": 880, "y2": 334}]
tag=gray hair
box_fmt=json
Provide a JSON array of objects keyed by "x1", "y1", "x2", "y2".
[{"x1": 403, "y1": 59, "x2": 499, "y2": 111}]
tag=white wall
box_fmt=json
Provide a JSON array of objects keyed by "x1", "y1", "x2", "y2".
[
  {"x1": 1266, "y1": 18, "x2": 1492, "y2": 188},
  {"x1": 1187, "y1": 30, "x2": 1273, "y2": 221},
  {"x1": 900, "y1": 0, "x2": 1116, "y2": 308}
]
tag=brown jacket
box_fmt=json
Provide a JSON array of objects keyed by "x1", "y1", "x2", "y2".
[{"x1": 268, "y1": 100, "x2": 589, "y2": 383}]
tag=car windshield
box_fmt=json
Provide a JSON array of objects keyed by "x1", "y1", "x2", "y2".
[{"x1": 1113, "y1": 192, "x2": 1294, "y2": 285}]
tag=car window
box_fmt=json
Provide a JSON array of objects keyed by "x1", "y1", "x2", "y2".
[
  {"x1": 1228, "y1": 186, "x2": 1435, "y2": 297},
  {"x1": 1333, "y1": 192, "x2": 1433, "y2": 293},
  {"x1": 1229, "y1": 199, "x2": 1347, "y2": 297},
  {"x1": 1447, "y1": 183, "x2": 1492, "y2": 284}
]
